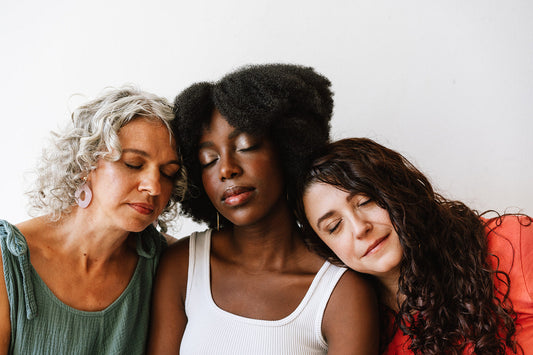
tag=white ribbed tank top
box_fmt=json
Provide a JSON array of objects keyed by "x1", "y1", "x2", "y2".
[{"x1": 179, "y1": 230, "x2": 347, "y2": 354}]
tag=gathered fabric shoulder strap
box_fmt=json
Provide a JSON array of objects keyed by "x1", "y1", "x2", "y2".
[{"x1": 0, "y1": 219, "x2": 38, "y2": 320}]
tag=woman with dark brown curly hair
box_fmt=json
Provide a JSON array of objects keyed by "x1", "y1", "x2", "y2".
[{"x1": 297, "y1": 137, "x2": 532, "y2": 354}]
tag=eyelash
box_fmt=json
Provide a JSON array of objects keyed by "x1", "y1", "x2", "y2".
[
  {"x1": 200, "y1": 159, "x2": 217, "y2": 169},
  {"x1": 328, "y1": 220, "x2": 342, "y2": 234},
  {"x1": 326, "y1": 198, "x2": 372, "y2": 234},
  {"x1": 125, "y1": 163, "x2": 178, "y2": 180},
  {"x1": 200, "y1": 144, "x2": 260, "y2": 169},
  {"x1": 125, "y1": 163, "x2": 141, "y2": 170},
  {"x1": 358, "y1": 198, "x2": 372, "y2": 207},
  {"x1": 238, "y1": 144, "x2": 258, "y2": 152}
]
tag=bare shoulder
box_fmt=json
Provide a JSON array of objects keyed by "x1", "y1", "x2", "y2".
[
  {"x1": 148, "y1": 235, "x2": 191, "y2": 353},
  {"x1": 158, "y1": 235, "x2": 190, "y2": 284},
  {"x1": 322, "y1": 269, "x2": 379, "y2": 354},
  {"x1": 161, "y1": 232, "x2": 178, "y2": 246},
  {"x1": 15, "y1": 216, "x2": 54, "y2": 246}
]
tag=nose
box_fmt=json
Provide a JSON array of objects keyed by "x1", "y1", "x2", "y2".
[
  {"x1": 139, "y1": 168, "x2": 161, "y2": 196},
  {"x1": 219, "y1": 154, "x2": 242, "y2": 181},
  {"x1": 350, "y1": 214, "x2": 372, "y2": 239}
]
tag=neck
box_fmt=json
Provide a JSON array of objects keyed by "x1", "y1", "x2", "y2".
[
  {"x1": 226, "y1": 200, "x2": 305, "y2": 271},
  {"x1": 376, "y1": 267, "x2": 402, "y2": 312},
  {"x1": 53, "y1": 209, "x2": 133, "y2": 263}
]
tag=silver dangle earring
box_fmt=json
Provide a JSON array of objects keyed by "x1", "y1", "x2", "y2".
[{"x1": 75, "y1": 176, "x2": 92, "y2": 208}]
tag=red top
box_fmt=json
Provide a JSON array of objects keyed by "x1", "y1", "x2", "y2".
[{"x1": 384, "y1": 215, "x2": 533, "y2": 354}]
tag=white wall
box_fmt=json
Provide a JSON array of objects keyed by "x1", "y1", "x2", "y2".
[{"x1": 1, "y1": 0, "x2": 531, "y2": 238}]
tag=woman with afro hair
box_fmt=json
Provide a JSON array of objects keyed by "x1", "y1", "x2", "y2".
[
  {"x1": 148, "y1": 64, "x2": 379, "y2": 354},
  {"x1": 298, "y1": 137, "x2": 533, "y2": 354}
]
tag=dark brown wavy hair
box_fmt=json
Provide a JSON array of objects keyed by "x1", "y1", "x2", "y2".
[{"x1": 295, "y1": 137, "x2": 520, "y2": 354}]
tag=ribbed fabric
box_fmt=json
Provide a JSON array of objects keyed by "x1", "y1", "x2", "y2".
[
  {"x1": 0, "y1": 219, "x2": 166, "y2": 355},
  {"x1": 180, "y1": 230, "x2": 347, "y2": 355}
]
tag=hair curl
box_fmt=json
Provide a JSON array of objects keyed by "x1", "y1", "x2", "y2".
[
  {"x1": 295, "y1": 137, "x2": 520, "y2": 354},
  {"x1": 173, "y1": 63, "x2": 333, "y2": 228},
  {"x1": 27, "y1": 86, "x2": 187, "y2": 231}
]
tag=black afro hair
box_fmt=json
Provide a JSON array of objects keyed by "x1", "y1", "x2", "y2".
[{"x1": 173, "y1": 63, "x2": 334, "y2": 228}]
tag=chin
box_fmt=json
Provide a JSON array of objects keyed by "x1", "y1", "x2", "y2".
[
  {"x1": 122, "y1": 220, "x2": 154, "y2": 233},
  {"x1": 222, "y1": 210, "x2": 264, "y2": 227}
]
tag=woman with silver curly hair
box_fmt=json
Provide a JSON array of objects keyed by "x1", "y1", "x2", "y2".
[{"x1": 0, "y1": 86, "x2": 186, "y2": 354}]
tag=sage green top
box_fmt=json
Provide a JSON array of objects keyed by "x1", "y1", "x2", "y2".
[{"x1": 0, "y1": 219, "x2": 166, "y2": 355}]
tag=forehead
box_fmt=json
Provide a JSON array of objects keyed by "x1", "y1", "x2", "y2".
[
  {"x1": 304, "y1": 183, "x2": 349, "y2": 213},
  {"x1": 305, "y1": 182, "x2": 348, "y2": 199},
  {"x1": 199, "y1": 109, "x2": 271, "y2": 149},
  {"x1": 200, "y1": 110, "x2": 236, "y2": 139},
  {"x1": 119, "y1": 118, "x2": 177, "y2": 153}
]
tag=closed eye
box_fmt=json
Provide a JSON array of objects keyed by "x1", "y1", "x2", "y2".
[
  {"x1": 162, "y1": 168, "x2": 180, "y2": 180},
  {"x1": 200, "y1": 158, "x2": 217, "y2": 169},
  {"x1": 125, "y1": 163, "x2": 142, "y2": 170},
  {"x1": 327, "y1": 220, "x2": 342, "y2": 234},
  {"x1": 358, "y1": 198, "x2": 372, "y2": 207},
  {"x1": 238, "y1": 144, "x2": 259, "y2": 152}
]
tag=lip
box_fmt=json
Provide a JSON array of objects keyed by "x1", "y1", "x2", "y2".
[
  {"x1": 221, "y1": 185, "x2": 255, "y2": 206},
  {"x1": 129, "y1": 203, "x2": 155, "y2": 215},
  {"x1": 362, "y1": 234, "x2": 389, "y2": 257}
]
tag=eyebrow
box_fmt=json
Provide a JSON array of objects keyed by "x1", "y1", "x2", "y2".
[
  {"x1": 198, "y1": 128, "x2": 244, "y2": 150},
  {"x1": 316, "y1": 211, "x2": 335, "y2": 230},
  {"x1": 122, "y1": 148, "x2": 180, "y2": 166}
]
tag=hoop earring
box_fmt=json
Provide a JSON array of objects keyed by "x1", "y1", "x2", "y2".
[
  {"x1": 216, "y1": 212, "x2": 220, "y2": 231},
  {"x1": 75, "y1": 177, "x2": 92, "y2": 208}
]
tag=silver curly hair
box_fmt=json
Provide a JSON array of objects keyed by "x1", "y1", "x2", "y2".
[{"x1": 27, "y1": 86, "x2": 186, "y2": 231}]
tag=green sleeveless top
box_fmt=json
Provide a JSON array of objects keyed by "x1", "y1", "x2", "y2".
[{"x1": 0, "y1": 219, "x2": 167, "y2": 355}]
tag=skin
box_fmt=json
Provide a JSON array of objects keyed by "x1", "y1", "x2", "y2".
[
  {"x1": 303, "y1": 183, "x2": 403, "y2": 309},
  {"x1": 148, "y1": 111, "x2": 379, "y2": 354},
  {"x1": 0, "y1": 254, "x2": 8, "y2": 355},
  {"x1": 0, "y1": 118, "x2": 179, "y2": 352}
]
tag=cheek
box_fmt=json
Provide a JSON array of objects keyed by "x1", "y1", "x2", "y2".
[
  {"x1": 91, "y1": 163, "x2": 125, "y2": 193},
  {"x1": 252, "y1": 155, "x2": 284, "y2": 186},
  {"x1": 159, "y1": 180, "x2": 175, "y2": 203},
  {"x1": 201, "y1": 171, "x2": 218, "y2": 203},
  {"x1": 324, "y1": 237, "x2": 350, "y2": 259}
]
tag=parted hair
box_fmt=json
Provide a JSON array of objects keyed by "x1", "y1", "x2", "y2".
[
  {"x1": 296, "y1": 137, "x2": 520, "y2": 354},
  {"x1": 173, "y1": 63, "x2": 334, "y2": 228},
  {"x1": 27, "y1": 86, "x2": 187, "y2": 231}
]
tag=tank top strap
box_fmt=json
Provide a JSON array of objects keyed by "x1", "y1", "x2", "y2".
[
  {"x1": 0, "y1": 219, "x2": 38, "y2": 320},
  {"x1": 185, "y1": 229, "x2": 211, "y2": 307},
  {"x1": 305, "y1": 261, "x2": 347, "y2": 337}
]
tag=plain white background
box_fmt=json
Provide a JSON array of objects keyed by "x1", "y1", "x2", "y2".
[{"x1": 1, "y1": 0, "x2": 531, "y2": 237}]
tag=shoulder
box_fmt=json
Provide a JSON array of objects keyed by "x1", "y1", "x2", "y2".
[
  {"x1": 158, "y1": 235, "x2": 191, "y2": 280},
  {"x1": 484, "y1": 214, "x2": 533, "y2": 257},
  {"x1": 154, "y1": 230, "x2": 214, "y2": 293},
  {"x1": 0, "y1": 219, "x2": 30, "y2": 258},
  {"x1": 148, "y1": 232, "x2": 204, "y2": 354},
  {"x1": 150, "y1": 235, "x2": 191, "y2": 322},
  {"x1": 327, "y1": 269, "x2": 377, "y2": 306},
  {"x1": 484, "y1": 214, "x2": 532, "y2": 237},
  {"x1": 322, "y1": 269, "x2": 379, "y2": 353},
  {"x1": 485, "y1": 215, "x2": 533, "y2": 300}
]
